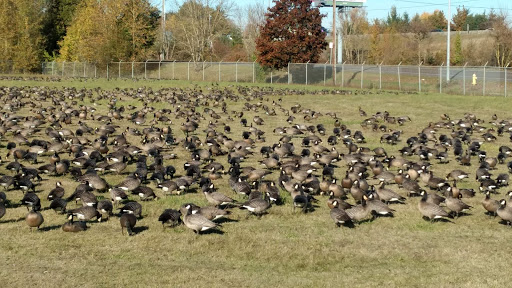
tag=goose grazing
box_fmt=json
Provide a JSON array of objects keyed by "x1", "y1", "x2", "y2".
[
  {"x1": 330, "y1": 200, "x2": 352, "y2": 227},
  {"x1": 182, "y1": 205, "x2": 220, "y2": 234},
  {"x1": 240, "y1": 193, "x2": 271, "y2": 217},
  {"x1": 158, "y1": 209, "x2": 182, "y2": 228},
  {"x1": 120, "y1": 213, "x2": 137, "y2": 236}
]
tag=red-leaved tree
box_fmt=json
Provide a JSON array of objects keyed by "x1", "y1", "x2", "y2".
[{"x1": 256, "y1": 0, "x2": 327, "y2": 70}]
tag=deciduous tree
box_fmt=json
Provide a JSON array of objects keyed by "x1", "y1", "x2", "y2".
[{"x1": 256, "y1": 0, "x2": 327, "y2": 70}]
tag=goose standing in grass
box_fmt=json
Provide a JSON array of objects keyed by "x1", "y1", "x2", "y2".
[
  {"x1": 158, "y1": 209, "x2": 182, "y2": 228},
  {"x1": 330, "y1": 200, "x2": 352, "y2": 227},
  {"x1": 26, "y1": 209, "x2": 44, "y2": 231},
  {"x1": 182, "y1": 205, "x2": 220, "y2": 234},
  {"x1": 418, "y1": 191, "x2": 450, "y2": 222},
  {"x1": 120, "y1": 213, "x2": 137, "y2": 236}
]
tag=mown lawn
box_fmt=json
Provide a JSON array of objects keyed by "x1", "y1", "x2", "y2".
[{"x1": 0, "y1": 77, "x2": 511, "y2": 287}]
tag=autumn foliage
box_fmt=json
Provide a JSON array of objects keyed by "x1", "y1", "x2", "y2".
[{"x1": 256, "y1": 0, "x2": 327, "y2": 70}]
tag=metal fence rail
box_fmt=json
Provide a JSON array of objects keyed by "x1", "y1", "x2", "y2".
[{"x1": 23, "y1": 61, "x2": 512, "y2": 97}]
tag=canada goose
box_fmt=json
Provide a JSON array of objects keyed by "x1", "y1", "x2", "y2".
[
  {"x1": 62, "y1": 221, "x2": 88, "y2": 232},
  {"x1": 204, "y1": 188, "x2": 236, "y2": 207},
  {"x1": 26, "y1": 209, "x2": 44, "y2": 231},
  {"x1": 366, "y1": 193, "x2": 395, "y2": 216},
  {"x1": 292, "y1": 188, "x2": 310, "y2": 213},
  {"x1": 132, "y1": 186, "x2": 157, "y2": 201},
  {"x1": 330, "y1": 200, "x2": 352, "y2": 227},
  {"x1": 157, "y1": 180, "x2": 178, "y2": 195},
  {"x1": 418, "y1": 191, "x2": 449, "y2": 222},
  {"x1": 47, "y1": 181, "x2": 65, "y2": 200},
  {"x1": 117, "y1": 174, "x2": 141, "y2": 191},
  {"x1": 240, "y1": 194, "x2": 271, "y2": 217},
  {"x1": 118, "y1": 201, "x2": 143, "y2": 218},
  {"x1": 109, "y1": 187, "x2": 128, "y2": 206},
  {"x1": 446, "y1": 170, "x2": 469, "y2": 181},
  {"x1": 0, "y1": 175, "x2": 15, "y2": 190},
  {"x1": 376, "y1": 182, "x2": 406, "y2": 204},
  {"x1": 49, "y1": 198, "x2": 68, "y2": 214},
  {"x1": 401, "y1": 175, "x2": 422, "y2": 197},
  {"x1": 120, "y1": 213, "x2": 137, "y2": 236},
  {"x1": 97, "y1": 200, "x2": 113, "y2": 217},
  {"x1": 260, "y1": 181, "x2": 281, "y2": 204},
  {"x1": 482, "y1": 191, "x2": 499, "y2": 217},
  {"x1": 182, "y1": 204, "x2": 219, "y2": 234},
  {"x1": 197, "y1": 206, "x2": 231, "y2": 221},
  {"x1": 445, "y1": 191, "x2": 472, "y2": 218},
  {"x1": 20, "y1": 192, "x2": 41, "y2": 211},
  {"x1": 80, "y1": 191, "x2": 98, "y2": 207},
  {"x1": 497, "y1": 199, "x2": 512, "y2": 226},
  {"x1": 158, "y1": 209, "x2": 182, "y2": 228},
  {"x1": 345, "y1": 195, "x2": 371, "y2": 223},
  {"x1": 327, "y1": 191, "x2": 352, "y2": 210},
  {"x1": 349, "y1": 180, "x2": 365, "y2": 203},
  {"x1": 68, "y1": 206, "x2": 102, "y2": 222},
  {"x1": 328, "y1": 179, "x2": 345, "y2": 199},
  {"x1": 376, "y1": 170, "x2": 395, "y2": 184}
]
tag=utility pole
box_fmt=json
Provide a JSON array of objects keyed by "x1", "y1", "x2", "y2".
[
  {"x1": 446, "y1": 0, "x2": 451, "y2": 82},
  {"x1": 332, "y1": 0, "x2": 336, "y2": 85},
  {"x1": 162, "y1": 0, "x2": 166, "y2": 60}
]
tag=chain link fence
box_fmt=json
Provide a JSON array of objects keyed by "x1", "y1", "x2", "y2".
[{"x1": 29, "y1": 61, "x2": 512, "y2": 96}]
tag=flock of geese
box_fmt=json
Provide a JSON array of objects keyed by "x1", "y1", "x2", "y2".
[{"x1": 0, "y1": 83, "x2": 512, "y2": 237}]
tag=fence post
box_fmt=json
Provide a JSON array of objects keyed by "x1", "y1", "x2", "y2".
[
  {"x1": 483, "y1": 61, "x2": 488, "y2": 96},
  {"x1": 271, "y1": 70, "x2": 273, "y2": 84},
  {"x1": 418, "y1": 62, "x2": 423, "y2": 92},
  {"x1": 379, "y1": 62, "x2": 383, "y2": 90},
  {"x1": 144, "y1": 60, "x2": 148, "y2": 79},
  {"x1": 131, "y1": 61, "x2": 134, "y2": 79},
  {"x1": 341, "y1": 62, "x2": 345, "y2": 87},
  {"x1": 306, "y1": 60, "x2": 310, "y2": 85},
  {"x1": 83, "y1": 62, "x2": 86, "y2": 77},
  {"x1": 94, "y1": 63, "x2": 97, "y2": 78},
  {"x1": 62, "y1": 61, "x2": 65, "y2": 77},
  {"x1": 173, "y1": 60, "x2": 176, "y2": 79},
  {"x1": 203, "y1": 60, "x2": 206, "y2": 81},
  {"x1": 158, "y1": 60, "x2": 162, "y2": 80},
  {"x1": 107, "y1": 62, "x2": 109, "y2": 80},
  {"x1": 52, "y1": 61, "x2": 55, "y2": 76},
  {"x1": 324, "y1": 61, "x2": 328, "y2": 86},
  {"x1": 361, "y1": 62, "x2": 365, "y2": 89},
  {"x1": 236, "y1": 60, "x2": 239, "y2": 83},
  {"x1": 398, "y1": 62, "x2": 401, "y2": 90},
  {"x1": 119, "y1": 61, "x2": 122, "y2": 78},
  {"x1": 219, "y1": 60, "x2": 222, "y2": 82},
  {"x1": 253, "y1": 61, "x2": 256, "y2": 83},
  {"x1": 73, "y1": 61, "x2": 76, "y2": 77},
  {"x1": 188, "y1": 60, "x2": 191, "y2": 81},
  {"x1": 463, "y1": 62, "x2": 467, "y2": 95},
  {"x1": 506, "y1": 63, "x2": 510, "y2": 97},
  {"x1": 439, "y1": 63, "x2": 443, "y2": 94},
  {"x1": 287, "y1": 63, "x2": 290, "y2": 84}
]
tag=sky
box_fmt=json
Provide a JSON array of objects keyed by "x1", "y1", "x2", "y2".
[{"x1": 151, "y1": 0, "x2": 511, "y2": 24}]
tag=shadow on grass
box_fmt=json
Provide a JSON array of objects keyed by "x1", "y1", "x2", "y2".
[
  {"x1": 217, "y1": 217, "x2": 239, "y2": 224},
  {"x1": 198, "y1": 228, "x2": 224, "y2": 235},
  {"x1": 131, "y1": 226, "x2": 149, "y2": 235},
  {"x1": 0, "y1": 217, "x2": 25, "y2": 224},
  {"x1": 422, "y1": 216, "x2": 455, "y2": 224},
  {"x1": 39, "y1": 224, "x2": 62, "y2": 232}
]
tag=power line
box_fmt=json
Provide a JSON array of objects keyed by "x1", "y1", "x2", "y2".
[{"x1": 394, "y1": 0, "x2": 479, "y2": 5}]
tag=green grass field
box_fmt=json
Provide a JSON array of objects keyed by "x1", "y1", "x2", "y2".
[{"x1": 0, "y1": 77, "x2": 511, "y2": 287}]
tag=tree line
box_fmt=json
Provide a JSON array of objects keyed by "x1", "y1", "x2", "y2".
[{"x1": 0, "y1": 0, "x2": 511, "y2": 73}]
